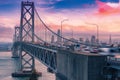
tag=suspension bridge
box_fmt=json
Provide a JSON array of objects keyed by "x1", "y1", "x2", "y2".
[{"x1": 12, "y1": 1, "x2": 120, "y2": 80}]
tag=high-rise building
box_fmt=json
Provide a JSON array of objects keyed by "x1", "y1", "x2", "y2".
[
  {"x1": 109, "y1": 34, "x2": 112, "y2": 45},
  {"x1": 57, "y1": 29, "x2": 61, "y2": 44},
  {"x1": 51, "y1": 35, "x2": 54, "y2": 43},
  {"x1": 91, "y1": 35, "x2": 96, "y2": 44},
  {"x1": 79, "y1": 38, "x2": 84, "y2": 43},
  {"x1": 85, "y1": 38, "x2": 90, "y2": 44}
]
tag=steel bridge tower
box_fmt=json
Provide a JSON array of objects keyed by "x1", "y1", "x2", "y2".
[
  {"x1": 12, "y1": 27, "x2": 20, "y2": 58},
  {"x1": 14, "y1": 27, "x2": 20, "y2": 42},
  {"x1": 19, "y1": 1, "x2": 35, "y2": 72}
]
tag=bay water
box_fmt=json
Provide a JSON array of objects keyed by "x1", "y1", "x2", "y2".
[{"x1": 0, "y1": 52, "x2": 55, "y2": 80}]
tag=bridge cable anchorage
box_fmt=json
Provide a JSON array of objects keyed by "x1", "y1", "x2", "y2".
[{"x1": 34, "y1": 8, "x2": 80, "y2": 45}]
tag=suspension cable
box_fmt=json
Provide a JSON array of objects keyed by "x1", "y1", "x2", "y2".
[{"x1": 34, "y1": 8, "x2": 80, "y2": 44}]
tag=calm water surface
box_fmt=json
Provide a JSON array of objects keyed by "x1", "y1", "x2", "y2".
[{"x1": 0, "y1": 52, "x2": 55, "y2": 80}]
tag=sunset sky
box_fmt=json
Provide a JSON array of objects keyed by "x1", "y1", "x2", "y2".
[{"x1": 0, "y1": 0, "x2": 120, "y2": 42}]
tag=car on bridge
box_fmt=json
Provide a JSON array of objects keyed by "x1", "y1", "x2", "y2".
[
  {"x1": 90, "y1": 47, "x2": 99, "y2": 53},
  {"x1": 98, "y1": 47, "x2": 120, "y2": 56}
]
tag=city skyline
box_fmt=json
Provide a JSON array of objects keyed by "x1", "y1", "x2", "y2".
[{"x1": 0, "y1": 0, "x2": 120, "y2": 42}]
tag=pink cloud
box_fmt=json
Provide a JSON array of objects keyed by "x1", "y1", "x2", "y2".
[
  {"x1": 0, "y1": 25, "x2": 13, "y2": 42},
  {"x1": 96, "y1": 0, "x2": 120, "y2": 15},
  {"x1": 0, "y1": 15, "x2": 19, "y2": 28}
]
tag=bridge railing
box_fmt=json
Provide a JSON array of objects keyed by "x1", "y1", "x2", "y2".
[{"x1": 107, "y1": 56, "x2": 120, "y2": 66}]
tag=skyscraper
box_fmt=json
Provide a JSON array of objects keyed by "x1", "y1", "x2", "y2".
[
  {"x1": 85, "y1": 38, "x2": 90, "y2": 44},
  {"x1": 91, "y1": 35, "x2": 96, "y2": 44},
  {"x1": 51, "y1": 35, "x2": 54, "y2": 43},
  {"x1": 79, "y1": 38, "x2": 84, "y2": 43},
  {"x1": 57, "y1": 29, "x2": 61, "y2": 44},
  {"x1": 109, "y1": 34, "x2": 112, "y2": 45}
]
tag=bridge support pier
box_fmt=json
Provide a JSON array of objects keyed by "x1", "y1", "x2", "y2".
[
  {"x1": 56, "y1": 50, "x2": 107, "y2": 80},
  {"x1": 12, "y1": 47, "x2": 19, "y2": 58}
]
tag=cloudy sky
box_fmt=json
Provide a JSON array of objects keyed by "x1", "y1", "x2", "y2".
[{"x1": 0, "y1": 0, "x2": 120, "y2": 42}]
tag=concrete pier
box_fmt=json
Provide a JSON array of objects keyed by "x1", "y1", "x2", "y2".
[{"x1": 56, "y1": 50, "x2": 107, "y2": 80}]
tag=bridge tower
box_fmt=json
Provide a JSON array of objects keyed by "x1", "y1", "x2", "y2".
[
  {"x1": 12, "y1": 27, "x2": 20, "y2": 58},
  {"x1": 19, "y1": 1, "x2": 35, "y2": 72},
  {"x1": 14, "y1": 27, "x2": 20, "y2": 42}
]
